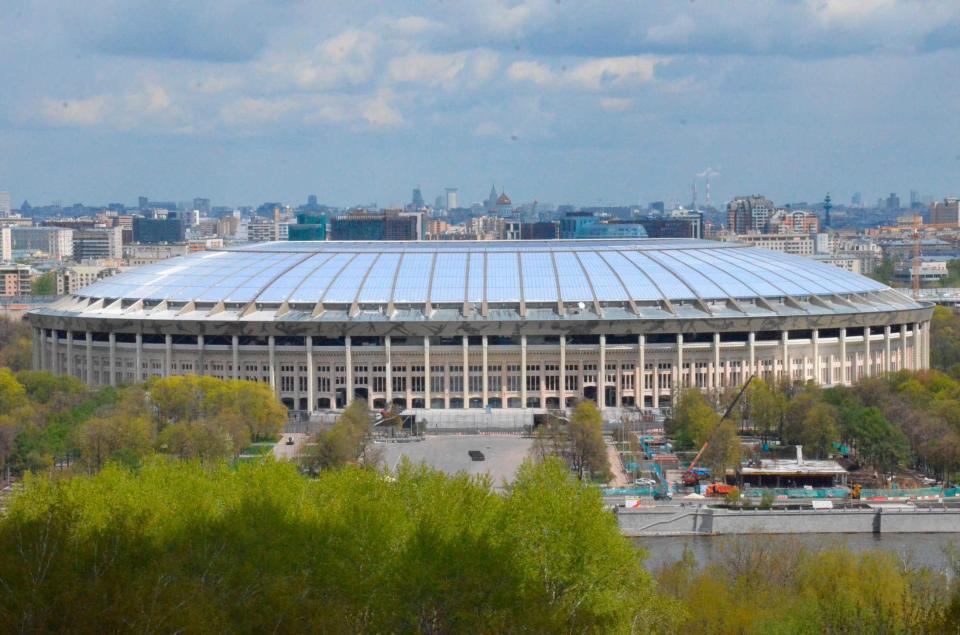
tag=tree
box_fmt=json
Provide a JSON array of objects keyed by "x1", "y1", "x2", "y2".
[
  {"x1": 746, "y1": 379, "x2": 786, "y2": 441},
  {"x1": 568, "y1": 400, "x2": 610, "y2": 480},
  {"x1": 703, "y1": 420, "x2": 741, "y2": 478},
  {"x1": 75, "y1": 413, "x2": 152, "y2": 471},
  {"x1": 668, "y1": 387, "x2": 720, "y2": 449},
  {"x1": 303, "y1": 399, "x2": 375, "y2": 472},
  {"x1": 30, "y1": 272, "x2": 56, "y2": 296}
]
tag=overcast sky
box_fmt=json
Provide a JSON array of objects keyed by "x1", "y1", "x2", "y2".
[{"x1": 1, "y1": 0, "x2": 959, "y2": 208}]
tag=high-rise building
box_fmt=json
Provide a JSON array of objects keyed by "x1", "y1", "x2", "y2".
[
  {"x1": 11, "y1": 227, "x2": 75, "y2": 259},
  {"x1": 192, "y1": 198, "x2": 211, "y2": 215},
  {"x1": 411, "y1": 188, "x2": 425, "y2": 209},
  {"x1": 288, "y1": 213, "x2": 327, "y2": 241},
  {"x1": 132, "y1": 216, "x2": 186, "y2": 244},
  {"x1": 0, "y1": 226, "x2": 11, "y2": 262},
  {"x1": 330, "y1": 210, "x2": 422, "y2": 241},
  {"x1": 0, "y1": 262, "x2": 31, "y2": 296},
  {"x1": 931, "y1": 198, "x2": 960, "y2": 226},
  {"x1": 445, "y1": 188, "x2": 459, "y2": 211},
  {"x1": 851, "y1": 192, "x2": 862, "y2": 207},
  {"x1": 0, "y1": 191, "x2": 11, "y2": 218},
  {"x1": 726, "y1": 196, "x2": 775, "y2": 234},
  {"x1": 72, "y1": 227, "x2": 123, "y2": 261},
  {"x1": 886, "y1": 193, "x2": 901, "y2": 210}
]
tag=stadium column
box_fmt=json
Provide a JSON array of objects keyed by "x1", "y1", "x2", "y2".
[
  {"x1": 781, "y1": 330, "x2": 789, "y2": 383},
  {"x1": 86, "y1": 332, "x2": 94, "y2": 385},
  {"x1": 268, "y1": 335, "x2": 277, "y2": 396},
  {"x1": 812, "y1": 329, "x2": 820, "y2": 383},
  {"x1": 558, "y1": 335, "x2": 565, "y2": 408},
  {"x1": 713, "y1": 332, "x2": 721, "y2": 392},
  {"x1": 652, "y1": 359, "x2": 660, "y2": 409},
  {"x1": 423, "y1": 338, "x2": 431, "y2": 409},
  {"x1": 306, "y1": 336, "x2": 315, "y2": 413},
  {"x1": 674, "y1": 333, "x2": 683, "y2": 394},
  {"x1": 883, "y1": 325, "x2": 891, "y2": 373},
  {"x1": 839, "y1": 328, "x2": 847, "y2": 384},
  {"x1": 108, "y1": 332, "x2": 117, "y2": 387},
  {"x1": 135, "y1": 333, "x2": 142, "y2": 382},
  {"x1": 748, "y1": 331, "x2": 756, "y2": 379},
  {"x1": 615, "y1": 364, "x2": 622, "y2": 408},
  {"x1": 232, "y1": 336, "x2": 239, "y2": 380},
  {"x1": 482, "y1": 335, "x2": 489, "y2": 408},
  {"x1": 925, "y1": 321, "x2": 931, "y2": 369},
  {"x1": 900, "y1": 323, "x2": 908, "y2": 371},
  {"x1": 344, "y1": 336, "x2": 353, "y2": 404},
  {"x1": 598, "y1": 334, "x2": 606, "y2": 407},
  {"x1": 52, "y1": 330, "x2": 60, "y2": 375},
  {"x1": 197, "y1": 334, "x2": 205, "y2": 376},
  {"x1": 912, "y1": 323, "x2": 920, "y2": 371},
  {"x1": 164, "y1": 334, "x2": 172, "y2": 377},
  {"x1": 38, "y1": 328, "x2": 46, "y2": 370},
  {"x1": 67, "y1": 330, "x2": 74, "y2": 378},
  {"x1": 637, "y1": 335, "x2": 645, "y2": 407},
  {"x1": 462, "y1": 336, "x2": 469, "y2": 407},
  {"x1": 385, "y1": 336, "x2": 392, "y2": 405},
  {"x1": 520, "y1": 335, "x2": 527, "y2": 408},
  {"x1": 863, "y1": 327, "x2": 871, "y2": 378},
  {"x1": 32, "y1": 328, "x2": 40, "y2": 370}
]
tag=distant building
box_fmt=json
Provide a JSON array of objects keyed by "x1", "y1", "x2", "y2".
[
  {"x1": 192, "y1": 198, "x2": 211, "y2": 215},
  {"x1": 445, "y1": 188, "x2": 459, "y2": 211},
  {"x1": 721, "y1": 233, "x2": 815, "y2": 256},
  {"x1": 0, "y1": 191, "x2": 10, "y2": 218},
  {"x1": 726, "y1": 196, "x2": 774, "y2": 234},
  {"x1": 73, "y1": 227, "x2": 123, "y2": 261},
  {"x1": 123, "y1": 243, "x2": 190, "y2": 266},
  {"x1": 0, "y1": 226, "x2": 11, "y2": 262},
  {"x1": 931, "y1": 198, "x2": 960, "y2": 226},
  {"x1": 0, "y1": 262, "x2": 31, "y2": 296},
  {"x1": 56, "y1": 264, "x2": 120, "y2": 295},
  {"x1": 132, "y1": 216, "x2": 186, "y2": 244},
  {"x1": 11, "y1": 227, "x2": 74, "y2": 260},
  {"x1": 886, "y1": 192, "x2": 901, "y2": 210},
  {"x1": 410, "y1": 188, "x2": 425, "y2": 210},
  {"x1": 288, "y1": 213, "x2": 327, "y2": 241},
  {"x1": 246, "y1": 217, "x2": 289, "y2": 243},
  {"x1": 330, "y1": 210, "x2": 422, "y2": 241},
  {"x1": 893, "y1": 260, "x2": 949, "y2": 284}
]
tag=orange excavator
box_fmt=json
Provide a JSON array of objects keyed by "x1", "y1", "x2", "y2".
[{"x1": 681, "y1": 376, "x2": 754, "y2": 488}]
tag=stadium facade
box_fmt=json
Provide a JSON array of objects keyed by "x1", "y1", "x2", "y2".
[{"x1": 26, "y1": 239, "x2": 932, "y2": 412}]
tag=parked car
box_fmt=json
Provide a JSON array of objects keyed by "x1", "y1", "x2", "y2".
[{"x1": 633, "y1": 478, "x2": 657, "y2": 486}]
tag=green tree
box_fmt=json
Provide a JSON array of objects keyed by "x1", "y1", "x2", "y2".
[
  {"x1": 568, "y1": 400, "x2": 610, "y2": 480},
  {"x1": 304, "y1": 399, "x2": 375, "y2": 472},
  {"x1": 702, "y1": 419, "x2": 741, "y2": 478},
  {"x1": 745, "y1": 378, "x2": 786, "y2": 441},
  {"x1": 30, "y1": 272, "x2": 56, "y2": 296},
  {"x1": 668, "y1": 387, "x2": 720, "y2": 449}
]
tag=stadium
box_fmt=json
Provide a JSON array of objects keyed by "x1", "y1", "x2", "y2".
[{"x1": 26, "y1": 239, "x2": 932, "y2": 413}]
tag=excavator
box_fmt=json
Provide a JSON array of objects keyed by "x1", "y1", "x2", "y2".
[{"x1": 681, "y1": 376, "x2": 754, "y2": 489}]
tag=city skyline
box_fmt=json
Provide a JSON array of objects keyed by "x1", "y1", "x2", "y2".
[{"x1": 1, "y1": 1, "x2": 959, "y2": 206}]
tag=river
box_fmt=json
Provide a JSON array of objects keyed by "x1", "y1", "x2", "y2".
[{"x1": 636, "y1": 534, "x2": 960, "y2": 573}]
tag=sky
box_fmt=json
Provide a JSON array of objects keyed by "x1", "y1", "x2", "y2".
[{"x1": 1, "y1": 0, "x2": 959, "y2": 209}]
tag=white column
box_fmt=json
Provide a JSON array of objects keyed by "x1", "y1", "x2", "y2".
[
  {"x1": 864, "y1": 327, "x2": 871, "y2": 378},
  {"x1": 232, "y1": 335, "x2": 240, "y2": 380},
  {"x1": 424, "y1": 338, "x2": 431, "y2": 409},
  {"x1": 196, "y1": 334, "x2": 205, "y2": 376},
  {"x1": 615, "y1": 365, "x2": 622, "y2": 408},
  {"x1": 67, "y1": 330, "x2": 75, "y2": 378},
  {"x1": 39, "y1": 328, "x2": 47, "y2": 370},
  {"x1": 108, "y1": 332, "x2": 117, "y2": 387},
  {"x1": 462, "y1": 336, "x2": 469, "y2": 407},
  {"x1": 520, "y1": 335, "x2": 528, "y2": 407},
  {"x1": 779, "y1": 330, "x2": 788, "y2": 383},
  {"x1": 675, "y1": 333, "x2": 683, "y2": 392},
  {"x1": 268, "y1": 335, "x2": 277, "y2": 395},
  {"x1": 883, "y1": 325, "x2": 891, "y2": 374},
  {"x1": 652, "y1": 360, "x2": 660, "y2": 409},
  {"x1": 86, "y1": 331, "x2": 94, "y2": 385},
  {"x1": 599, "y1": 334, "x2": 607, "y2": 407},
  {"x1": 924, "y1": 322, "x2": 930, "y2": 369},
  {"x1": 385, "y1": 336, "x2": 393, "y2": 405},
  {"x1": 344, "y1": 335, "x2": 352, "y2": 404},
  {"x1": 812, "y1": 329, "x2": 820, "y2": 384},
  {"x1": 713, "y1": 332, "x2": 721, "y2": 391},
  {"x1": 52, "y1": 330, "x2": 60, "y2": 375},
  {"x1": 913, "y1": 323, "x2": 921, "y2": 371},
  {"x1": 164, "y1": 334, "x2": 172, "y2": 377},
  {"x1": 306, "y1": 336, "x2": 315, "y2": 412},
  {"x1": 135, "y1": 333, "x2": 143, "y2": 382},
  {"x1": 748, "y1": 331, "x2": 756, "y2": 379},
  {"x1": 637, "y1": 335, "x2": 645, "y2": 407},
  {"x1": 482, "y1": 335, "x2": 489, "y2": 407},
  {"x1": 839, "y1": 328, "x2": 848, "y2": 385},
  {"x1": 32, "y1": 327, "x2": 41, "y2": 370},
  {"x1": 901, "y1": 323, "x2": 908, "y2": 371}
]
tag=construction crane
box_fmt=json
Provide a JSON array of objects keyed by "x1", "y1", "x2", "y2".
[
  {"x1": 681, "y1": 376, "x2": 754, "y2": 487},
  {"x1": 912, "y1": 212, "x2": 922, "y2": 299}
]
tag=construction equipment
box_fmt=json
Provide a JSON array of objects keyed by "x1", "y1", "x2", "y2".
[{"x1": 681, "y1": 376, "x2": 754, "y2": 488}]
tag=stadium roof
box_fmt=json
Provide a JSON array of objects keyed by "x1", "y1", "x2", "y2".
[{"x1": 80, "y1": 239, "x2": 890, "y2": 305}]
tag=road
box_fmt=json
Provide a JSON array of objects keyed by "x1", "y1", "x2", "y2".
[{"x1": 380, "y1": 435, "x2": 533, "y2": 487}]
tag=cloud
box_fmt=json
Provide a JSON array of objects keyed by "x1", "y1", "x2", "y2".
[
  {"x1": 38, "y1": 96, "x2": 110, "y2": 126},
  {"x1": 599, "y1": 97, "x2": 632, "y2": 112},
  {"x1": 507, "y1": 56, "x2": 662, "y2": 90},
  {"x1": 361, "y1": 91, "x2": 404, "y2": 127},
  {"x1": 388, "y1": 52, "x2": 467, "y2": 86},
  {"x1": 388, "y1": 15, "x2": 442, "y2": 36}
]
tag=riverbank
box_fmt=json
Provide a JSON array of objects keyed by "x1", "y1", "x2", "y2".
[{"x1": 618, "y1": 504, "x2": 960, "y2": 536}]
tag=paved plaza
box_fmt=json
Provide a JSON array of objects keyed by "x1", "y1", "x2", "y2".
[{"x1": 381, "y1": 435, "x2": 533, "y2": 486}]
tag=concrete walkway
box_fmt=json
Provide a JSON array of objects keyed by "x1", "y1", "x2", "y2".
[
  {"x1": 607, "y1": 442, "x2": 630, "y2": 488},
  {"x1": 273, "y1": 433, "x2": 308, "y2": 461}
]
